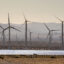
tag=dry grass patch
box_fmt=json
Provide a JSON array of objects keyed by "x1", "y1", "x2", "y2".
[{"x1": 0, "y1": 57, "x2": 63, "y2": 64}]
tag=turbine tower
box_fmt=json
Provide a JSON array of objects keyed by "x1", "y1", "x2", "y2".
[
  {"x1": 0, "y1": 26, "x2": 5, "y2": 44},
  {"x1": 56, "y1": 17, "x2": 64, "y2": 45},
  {"x1": 38, "y1": 33, "x2": 40, "y2": 41},
  {"x1": 44, "y1": 23, "x2": 58, "y2": 44},
  {"x1": 0, "y1": 25, "x2": 14, "y2": 48},
  {"x1": 29, "y1": 31, "x2": 32, "y2": 42},
  {"x1": 16, "y1": 32, "x2": 18, "y2": 42},
  {"x1": 0, "y1": 26, "x2": 8, "y2": 48}
]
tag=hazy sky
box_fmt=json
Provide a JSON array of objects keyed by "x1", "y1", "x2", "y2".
[{"x1": 0, "y1": 0, "x2": 64, "y2": 24}]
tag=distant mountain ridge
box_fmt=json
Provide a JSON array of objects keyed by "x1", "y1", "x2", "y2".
[{"x1": 0, "y1": 22, "x2": 63, "y2": 41}]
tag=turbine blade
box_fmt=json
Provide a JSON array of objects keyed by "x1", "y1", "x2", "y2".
[
  {"x1": 22, "y1": 12, "x2": 30, "y2": 22},
  {"x1": 10, "y1": 26, "x2": 21, "y2": 32},
  {"x1": 0, "y1": 25, "x2": 3, "y2": 29},
  {"x1": 44, "y1": 23, "x2": 50, "y2": 31},
  {"x1": 55, "y1": 16, "x2": 63, "y2": 22},
  {"x1": 51, "y1": 30, "x2": 59, "y2": 31},
  {"x1": 22, "y1": 12, "x2": 27, "y2": 21},
  {"x1": 4, "y1": 27, "x2": 9, "y2": 31},
  {"x1": 8, "y1": 13, "x2": 10, "y2": 26}
]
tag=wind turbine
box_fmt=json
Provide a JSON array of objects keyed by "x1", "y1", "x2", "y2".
[
  {"x1": 55, "y1": 17, "x2": 64, "y2": 45},
  {"x1": 44, "y1": 23, "x2": 59, "y2": 44},
  {"x1": 4, "y1": 13, "x2": 21, "y2": 49},
  {"x1": 23, "y1": 13, "x2": 30, "y2": 47},
  {"x1": 0, "y1": 26, "x2": 5, "y2": 44},
  {"x1": 0, "y1": 25, "x2": 9, "y2": 48}
]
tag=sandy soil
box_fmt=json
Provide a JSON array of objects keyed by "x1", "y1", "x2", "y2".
[{"x1": 0, "y1": 57, "x2": 64, "y2": 64}]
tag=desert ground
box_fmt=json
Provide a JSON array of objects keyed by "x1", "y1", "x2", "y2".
[
  {"x1": 0, "y1": 56, "x2": 64, "y2": 64},
  {"x1": 2, "y1": 58, "x2": 63, "y2": 64}
]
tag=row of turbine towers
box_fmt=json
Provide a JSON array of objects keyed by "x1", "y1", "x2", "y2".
[
  {"x1": 24, "y1": 14, "x2": 64, "y2": 47},
  {"x1": 0, "y1": 13, "x2": 63, "y2": 49}
]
